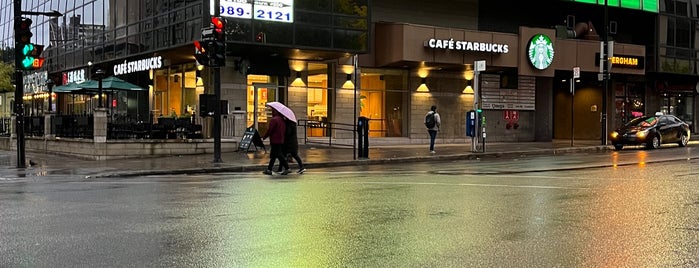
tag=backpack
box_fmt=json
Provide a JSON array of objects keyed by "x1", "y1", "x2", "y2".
[{"x1": 425, "y1": 112, "x2": 436, "y2": 128}]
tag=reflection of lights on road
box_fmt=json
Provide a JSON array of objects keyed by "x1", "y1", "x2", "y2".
[
  {"x1": 636, "y1": 151, "x2": 647, "y2": 168},
  {"x1": 612, "y1": 151, "x2": 619, "y2": 168}
]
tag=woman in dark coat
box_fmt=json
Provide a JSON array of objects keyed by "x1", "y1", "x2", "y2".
[{"x1": 277, "y1": 118, "x2": 305, "y2": 174}]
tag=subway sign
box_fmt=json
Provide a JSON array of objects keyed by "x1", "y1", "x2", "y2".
[{"x1": 595, "y1": 53, "x2": 644, "y2": 69}]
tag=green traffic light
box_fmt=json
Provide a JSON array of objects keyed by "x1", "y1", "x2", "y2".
[
  {"x1": 22, "y1": 43, "x2": 34, "y2": 56},
  {"x1": 476, "y1": 109, "x2": 482, "y2": 113},
  {"x1": 21, "y1": 56, "x2": 35, "y2": 68}
]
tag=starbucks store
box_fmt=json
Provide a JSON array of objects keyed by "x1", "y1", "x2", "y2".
[{"x1": 370, "y1": 23, "x2": 646, "y2": 143}]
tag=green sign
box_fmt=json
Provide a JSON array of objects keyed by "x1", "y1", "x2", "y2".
[
  {"x1": 569, "y1": 0, "x2": 658, "y2": 13},
  {"x1": 527, "y1": 34, "x2": 554, "y2": 70}
]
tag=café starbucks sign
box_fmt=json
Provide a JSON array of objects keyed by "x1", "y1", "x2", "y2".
[{"x1": 527, "y1": 34, "x2": 554, "y2": 70}]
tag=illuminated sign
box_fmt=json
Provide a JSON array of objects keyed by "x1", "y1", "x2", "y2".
[
  {"x1": 424, "y1": 39, "x2": 509, "y2": 54},
  {"x1": 594, "y1": 53, "x2": 644, "y2": 69},
  {"x1": 113, "y1": 56, "x2": 163, "y2": 76},
  {"x1": 527, "y1": 34, "x2": 554, "y2": 70},
  {"x1": 213, "y1": 0, "x2": 293, "y2": 23},
  {"x1": 569, "y1": 0, "x2": 658, "y2": 13},
  {"x1": 64, "y1": 69, "x2": 86, "y2": 84}
]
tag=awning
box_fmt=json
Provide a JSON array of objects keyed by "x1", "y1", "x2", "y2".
[
  {"x1": 52, "y1": 82, "x2": 84, "y2": 93},
  {"x1": 79, "y1": 76, "x2": 144, "y2": 91}
]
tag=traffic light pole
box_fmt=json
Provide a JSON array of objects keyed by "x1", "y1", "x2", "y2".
[
  {"x1": 212, "y1": 0, "x2": 222, "y2": 163},
  {"x1": 13, "y1": 0, "x2": 26, "y2": 168},
  {"x1": 601, "y1": 0, "x2": 609, "y2": 146}
]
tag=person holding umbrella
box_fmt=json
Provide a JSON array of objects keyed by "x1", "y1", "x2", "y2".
[
  {"x1": 266, "y1": 102, "x2": 305, "y2": 174},
  {"x1": 261, "y1": 107, "x2": 290, "y2": 175},
  {"x1": 276, "y1": 118, "x2": 305, "y2": 174}
]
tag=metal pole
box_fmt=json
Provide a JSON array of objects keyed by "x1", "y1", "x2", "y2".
[
  {"x1": 13, "y1": 0, "x2": 26, "y2": 168},
  {"x1": 353, "y1": 55, "x2": 358, "y2": 160},
  {"x1": 571, "y1": 78, "x2": 574, "y2": 147},
  {"x1": 472, "y1": 67, "x2": 480, "y2": 153},
  {"x1": 212, "y1": 0, "x2": 222, "y2": 163},
  {"x1": 601, "y1": 0, "x2": 609, "y2": 145}
]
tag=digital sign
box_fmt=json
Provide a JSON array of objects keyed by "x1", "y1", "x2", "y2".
[{"x1": 212, "y1": 0, "x2": 293, "y2": 23}]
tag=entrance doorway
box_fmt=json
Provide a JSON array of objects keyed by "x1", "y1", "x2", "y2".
[{"x1": 248, "y1": 82, "x2": 278, "y2": 133}]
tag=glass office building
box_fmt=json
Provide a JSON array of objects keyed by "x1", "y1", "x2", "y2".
[{"x1": 0, "y1": 0, "x2": 369, "y2": 124}]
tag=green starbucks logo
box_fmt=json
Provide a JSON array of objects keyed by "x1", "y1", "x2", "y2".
[{"x1": 527, "y1": 34, "x2": 554, "y2": 70}]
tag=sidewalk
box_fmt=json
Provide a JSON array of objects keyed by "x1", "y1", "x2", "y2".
[{"x1": 0, "y1": 139, "x2": 612, "y2": 178}]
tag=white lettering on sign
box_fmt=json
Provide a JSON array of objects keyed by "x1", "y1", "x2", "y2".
[
  {"x1": 113, "y1": 56, "x2": 163, "y2": 76},
  {"x1": 66, "y1": 69, "x2": 86, "y2": 84},
  {"x1": 425, "y1": 38, "x2": 509, "y2": 54}
]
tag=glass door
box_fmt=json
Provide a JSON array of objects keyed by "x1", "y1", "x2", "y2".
[{"x1": 250, "y1": 82, "x2": 278, "y2": 132}]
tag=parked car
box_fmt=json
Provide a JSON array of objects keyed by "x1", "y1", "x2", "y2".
[{"x1": 609, "y1": 112, "x2": 691, "y2": 150}]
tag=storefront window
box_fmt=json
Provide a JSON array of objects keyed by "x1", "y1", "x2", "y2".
[
  {"x1": 614, "y1": 83, "x2": 645, "y2": 127},
  {"x1": 307, "y1": 63, "x2": 329, "y2": 137},
  {"x1": 661, "y1": 94, "x2": 694, "y2": 130},
  {"x1": 359, "y1": 69, "x2": 408, "y2": 137}
]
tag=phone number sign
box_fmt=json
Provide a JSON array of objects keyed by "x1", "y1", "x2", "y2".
[{"x1": 213, "y1": 0, "x2": 293, "y2": 23}]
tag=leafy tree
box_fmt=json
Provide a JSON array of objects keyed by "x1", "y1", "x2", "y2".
[{"x1": 0, "y1": 61, "x2": 13, "y2": 93}]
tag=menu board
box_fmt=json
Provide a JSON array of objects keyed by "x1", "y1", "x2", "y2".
[{"x1": 238, "y1": 127, "x2": 266, "y2": 152}]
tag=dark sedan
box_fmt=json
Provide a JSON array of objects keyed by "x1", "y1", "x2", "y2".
[{"x1": 609, "y1": 113, "x2": 691, "y2": 150}]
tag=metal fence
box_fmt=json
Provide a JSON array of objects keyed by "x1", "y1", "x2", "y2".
[
  {"x1": 0, "y1": 117, "x2": 10, "y2": 137},
  {"x1": 52, "y1": 114, "x2": 94, "y2": 139}
]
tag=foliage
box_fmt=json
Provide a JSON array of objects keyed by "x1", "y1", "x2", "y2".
[{"x1": 0, "y1": 61, "x2": 14, "y2": 93}]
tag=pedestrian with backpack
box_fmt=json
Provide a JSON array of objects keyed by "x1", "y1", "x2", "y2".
[{"x1": 425, "y1": 105, "x2": 441, "y2": 154}]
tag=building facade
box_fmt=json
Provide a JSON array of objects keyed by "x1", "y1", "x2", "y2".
[{"x1": 3, "y1": 0, "x2": 696, "y2": 157}]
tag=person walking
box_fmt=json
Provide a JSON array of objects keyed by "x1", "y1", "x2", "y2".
[
  {"x1": 276, "y1": 118, "x2": 306, "y2": 174},
  {"x1": 261, "y1": 108, "x2": 290, "y2": 175},
  {"x1": 425, "y1": 105, "x2": 441, "y2": 154}
]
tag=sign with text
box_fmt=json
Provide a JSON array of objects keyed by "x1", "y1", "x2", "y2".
[
  {"x1": 213, "y1": 0, "x2": 293, "y2": 23},
  {"x1": 595, "y1": 53, "x2": 644, "y2": 69}
]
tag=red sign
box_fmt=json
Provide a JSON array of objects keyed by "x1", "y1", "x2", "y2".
[{"x1": 503, "y1": 110, "x2": 519, "y2": 122}]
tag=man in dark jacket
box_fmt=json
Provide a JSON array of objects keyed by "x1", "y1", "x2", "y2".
[
  {"x1": 276, "y1": 119, "x2": 305, "y2": 174},
  {"x1": 261, "y1": 109, "x2": 290, "y2": 175}
]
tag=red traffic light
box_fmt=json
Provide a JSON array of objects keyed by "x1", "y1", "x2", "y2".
[
  {"x1": 255, "y1": 32, "x2": 266, "y2": 43},
  {"x1": 193, "y1": 40, "x2": 206, "y2": 53},
  {"x1": 211, "y1": 17, "x2": 225, "y2": 29}
]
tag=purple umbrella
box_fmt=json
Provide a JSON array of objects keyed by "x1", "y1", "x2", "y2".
[{"x1": 266, "y1": 101, "x2": 297, "y2": 123}]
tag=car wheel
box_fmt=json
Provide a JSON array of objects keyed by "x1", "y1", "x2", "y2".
[
  {"x1": 647, "y1": 135, "x2": 661, "y2": 149},
  {"x1": 614, "y1": 144, "x2": 623, "y2": 150},
  {"x1": 678, "y1": 133, "x2": 689, "y2": 147}
]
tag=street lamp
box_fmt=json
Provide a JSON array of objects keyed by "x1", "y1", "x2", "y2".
[
  {"x1": 45, "y1": 78, "x2": 54, "y2": 112},
  {"x1": 94, "y1": 68, "x2": 105, "y2": 108}
]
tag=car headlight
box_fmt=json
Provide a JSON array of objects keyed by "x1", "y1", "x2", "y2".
[
  {"x1": 610, "y1": 131, "x2": 619, "y2": 139},
  {"x1": 637, "y1": 130, "x2": 649, "y2": 139}
]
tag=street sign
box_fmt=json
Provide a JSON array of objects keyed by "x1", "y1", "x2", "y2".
[
  {"x1": 573, "y1": 66, "x2": 580, "y2": 79},
  {"x1": 475, "y1": 60, "x2": 486, "y2": 71}
]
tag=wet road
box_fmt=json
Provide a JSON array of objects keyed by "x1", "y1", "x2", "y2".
[{"x1": 1, "y1": 147, "x2": 699, "y2": 267}]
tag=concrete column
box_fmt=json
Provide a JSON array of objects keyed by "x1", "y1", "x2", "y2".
[
  {"x1": 10, "y1": 115, "x2": 16, "y2": 139},
  {"x1": 93, "y1": 108, "x2": 108, "y2": 143},
  {"x1": 44, "y1": 113, "x2": 54, "y2": 139}
]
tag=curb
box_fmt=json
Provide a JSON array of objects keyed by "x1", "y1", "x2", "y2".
[{"x1": 95, "y1": 145, "x2": 613, "y2": 178}]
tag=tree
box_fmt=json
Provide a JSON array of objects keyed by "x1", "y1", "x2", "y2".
[{"x1": 0, "y1": 61, "x2": 13, "y2": 93}]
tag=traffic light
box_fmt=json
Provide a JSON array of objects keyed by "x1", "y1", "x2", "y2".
[
  {"x1": 211, "y1": 17, "x2": 226, "y2": 67},
  {"x1": 255, "y1": 32, "x2": 266, "y2": 43},
  {"x1": 14, "y1": 17, "x2": 44, "y2": 70},
  {"x1": 193, "y1": 40, "x2": 210, "y2": 66}
]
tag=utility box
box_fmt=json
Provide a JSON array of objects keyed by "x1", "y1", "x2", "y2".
[{"x1": 466, "y1": 110, "x2": 477, "y2": 137}]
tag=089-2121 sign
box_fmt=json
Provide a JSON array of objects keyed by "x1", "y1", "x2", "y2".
[{"x1": 214, "y1": 0, "x2": 294, "y2": 23}]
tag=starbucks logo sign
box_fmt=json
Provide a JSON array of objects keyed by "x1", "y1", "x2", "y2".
[{"x1": 527, "y1": 34, "x2": 554, "y2": 70}]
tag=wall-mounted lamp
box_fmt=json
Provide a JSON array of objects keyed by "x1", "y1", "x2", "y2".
[
  {"x1": 462, "y1": 80, "x2": 474, "y2": 94},
  {"x1": 291, "y1": 72, "x2": 306, "y2": 87},
  {"x1": 416, "y1": 77, "x2": 429, "y2": 92},
  {"x1": 342, "y1": 74, "x2": 354, "y2": 89}
]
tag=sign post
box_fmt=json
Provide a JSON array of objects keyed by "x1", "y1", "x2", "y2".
[
  {"x1": 473, "y1": 60, "x2": 486, "y2": 152},
  {"x1": 571, "y1": 66, "x2": 580, "y2": 146}
]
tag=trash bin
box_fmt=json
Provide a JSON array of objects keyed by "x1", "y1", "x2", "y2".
[{"x1": 357, "y1": 116, "x2": 369, "y2": 158}]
